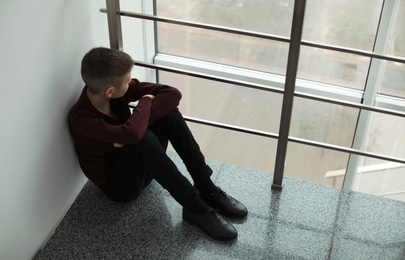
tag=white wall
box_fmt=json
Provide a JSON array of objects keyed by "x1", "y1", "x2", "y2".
[{"x1": 0, "y1": 1, "x2": 110, "y2": 259}]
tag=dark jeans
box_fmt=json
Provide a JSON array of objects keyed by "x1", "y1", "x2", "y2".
[{"x1": 101, "y1": 108, "x2": 212, "y2": 205}]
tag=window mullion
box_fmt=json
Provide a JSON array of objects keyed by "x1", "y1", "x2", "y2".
[
  {"x1": 343, "y1": 0, "x2": 399, "y2": 190},
  {"x1": 141, "y1": 0, "x2": 157, "y2": 82}
]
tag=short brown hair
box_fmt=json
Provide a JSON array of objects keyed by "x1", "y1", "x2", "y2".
[{"x1": 81, "y1": 47, "x2": 133, "y2": 93}]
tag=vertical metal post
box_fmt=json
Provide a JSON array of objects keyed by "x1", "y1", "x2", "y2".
[
  {"x1": 272, "y1": 0, "x2": 306, "y2": 190},
  {"x1": 106, "y1": 0, "x2": 123, "y2": 50}
]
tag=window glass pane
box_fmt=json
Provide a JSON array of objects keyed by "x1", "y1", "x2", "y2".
[
  {"x1": 157, "y1": 0, "x2": 383, "y2": 90},
  {"x1": 297, "y1": 47, "x2": 370, "y2": 90},
  {"x1": 363, "y1": 112, "x2": 405, "y2": 159},
  {"x1": 157, "y1": 23, "x2": 289, "y2": 75},
  {"x1": 352, "y1": 112, "x2": 405, "y2": 202},
  {"x1": 156, "y1": 0, "x2": 294, "y2": 36},
  {"x1": 155, "y1": 1, "x2": 404, "y2": 191},
  {"x1": 352, "y1": 158, "x2": 405, "y2": 202},
  {"x1": 159, "y1": 72, "x2": 279, "y2": 172},
  {"x1": 299, "y1": 0, "x2": 382, "y2": 90},
  {"x1": 287, "y1": 98, "x2": 358, "y2": 187},
  {"x1": 285, "y1": 143, "x2": 350, "y2": 187},
  {"x1": 290, "y1": 98, "x2": 358, "y2": 147},
  {"x1": 380, "y1": 0, "x2": 405, "y2": 98},
  {"x1": 157, "y1": 0, "x2": 382, "y2": 49},
  {"x1": 380, "y1": 61, "x2": 405, "y2": 98},
  {"x1": 159, "y1": 72, "x2": 282, "y2": 133},
  {"x1": 167, "y1": 122, "x2": 277, "y2": 173},
  {"x1": 156, "y1": 0, "x2": 293, "y2": 76},
  {"x1": 302, "y1": 0, "x2": 382, "y2": 50}
]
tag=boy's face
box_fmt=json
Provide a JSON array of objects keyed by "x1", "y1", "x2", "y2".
[{"x1": 111, "y1": 71, "x2": 131, "y2": 98}]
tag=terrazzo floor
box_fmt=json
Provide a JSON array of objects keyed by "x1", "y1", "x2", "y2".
[{"x1": 36, "y1": 152, "x2": 405, "y2": 259}]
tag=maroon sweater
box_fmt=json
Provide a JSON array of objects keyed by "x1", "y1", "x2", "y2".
[{"x1": 68, "y1": 79, "x2": 182, "y2": 185}]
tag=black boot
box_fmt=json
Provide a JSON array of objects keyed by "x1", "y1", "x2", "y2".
[
  {"x1": 183, "y1": 208, "x2": 238, "y2": 241},
  {"x1": 197, "y1": 187, "x2": 248, "y2": 219}
]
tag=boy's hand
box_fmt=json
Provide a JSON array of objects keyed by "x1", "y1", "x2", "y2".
[
  {"x1": 143, "y1": 94, "x2": 155, "y2": 99},
  {"x1": 113, "y1": 143, "x2": 124, "y2": 148}
]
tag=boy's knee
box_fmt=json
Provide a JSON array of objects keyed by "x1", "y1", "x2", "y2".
[
  {"x1": 166, "y1": 107, "x2": 181, "y2": 118},
  {"x1": 164, "y1": 108, "x2": 185, "y2": 125},
  {"x1": 141, "y1": 130, "x2": 166, "y2": 150},
  {"x1": 142, "y1": 130, "x2": 159, "y2": 143}
]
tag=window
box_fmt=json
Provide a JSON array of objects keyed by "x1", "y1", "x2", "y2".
[{"x1": 105, "y1": 0, "x2": 405, "y2": 201}]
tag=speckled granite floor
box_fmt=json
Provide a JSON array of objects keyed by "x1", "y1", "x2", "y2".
[{"x1": 36, "y1": 152, "x2": 405, "y2": 260}]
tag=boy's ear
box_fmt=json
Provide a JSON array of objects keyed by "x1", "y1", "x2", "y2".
[{"x1": 104, "y1": 86, "x2": 115, "y2": 98}]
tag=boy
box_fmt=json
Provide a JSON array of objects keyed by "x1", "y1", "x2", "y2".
[{"x1": 68, "y1": 47, "x2": 247, "y2": 242}]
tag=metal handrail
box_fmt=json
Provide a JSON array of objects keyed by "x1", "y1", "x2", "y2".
[
  {"x1": 129, "y1": 61, "x2": 405, "y2": 165},
  {"x1": 184, "y1": 116, "x2": 405, "y2": 165},
  {"x1": 133, "y1": 60, "x2": 405, "y2": 119},
  {"x1": 104, "y1": 0, "x2": 405, "y2": 190},
  {"x1": 99, "y1": 8, "x2": 405, "y2": 65},
  {"x1": 99, "y1": 9, "x2": 290, "y2": 43}
]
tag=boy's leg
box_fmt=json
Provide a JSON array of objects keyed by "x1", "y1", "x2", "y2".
[
  {"x1": 149, "y1": 108, "x2": 213, "y2": 187},
  {"x1": 105, "y1": 130, "x2": 198, "y2": 206},
  {"x1": 102, "y1": 147, "x2": 151, "y2": 202},
  {"x1": 104, "y1": 129, "x2": 238, "y2": 241},
  {"x1": 149, "y1": 108, "x2": 248, "y2": 219}
]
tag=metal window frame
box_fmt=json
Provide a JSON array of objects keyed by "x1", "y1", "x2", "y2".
[
  {"x1": 103, "y1": 0, "x2": 405, "y2": 191},
  {"x1": 344, "y1": 0, "x2": 401, "y2": 190}
]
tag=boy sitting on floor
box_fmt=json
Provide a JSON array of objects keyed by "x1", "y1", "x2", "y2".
[{"x1": 68, "y1": 47, "x2": 247, "y2": 241}]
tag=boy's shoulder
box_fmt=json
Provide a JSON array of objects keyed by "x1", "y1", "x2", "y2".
[{"x1": 68, "y1": 87, "x2": 96, "y2": 122}]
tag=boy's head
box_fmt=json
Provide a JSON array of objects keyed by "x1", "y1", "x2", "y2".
[{"x1": 81, "y1": 47, "x2": 133, "y2": 94}]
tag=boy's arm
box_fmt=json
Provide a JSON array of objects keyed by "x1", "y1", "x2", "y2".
[
  {"x1": 71, "y1": 96, "x2": 154, "y2": 145},
  {"x1": 128, "y1": 79, "x2": 182, "y2": 124}
]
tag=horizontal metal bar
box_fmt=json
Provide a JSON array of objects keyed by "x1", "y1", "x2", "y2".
[
  {"x1": 301, "y1": 40, "x2": 405, "y2": 64},
  {"x1": 133, "y1": 60, "x2": 284, "y2": 94},
  {"x1": 185, "y1": 117, "x2": 405, "y2": 165},
  {"x1": 183, "y1": 116, "x2": 279, "y2": 139},
  {"x1": 133, "y1": 60, "x2": 405, "y2": 119},
  {"x1": 100, "y1": 8, "x2": 290, "y2": 43},
  {"x1": 129, "y1": 102, "x2": 405, "y2": 165},
  {"x1": 100, "y1": 8, "x2": 405, "y2": 65},
  {"x1": 128, "y1": 103, "x2": 278, "y2": 138},
  {"x1": 294, "y1": 91, "x2": 405, "y2": 118},
  {"x1": 183, "y1": 116, "x2": 405, "y2": 165},
  {"x1": 288, "y1": 136, "x2": 405, "y2": 165}
]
